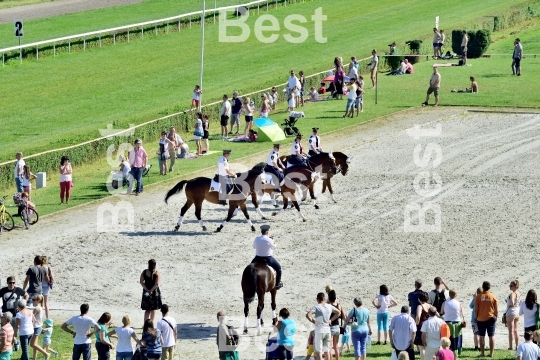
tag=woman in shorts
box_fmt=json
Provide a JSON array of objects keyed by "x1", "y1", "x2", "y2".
[
  {"x1": 469, "y1": 288, "x2": 482, "y2": 351},
  {"x1": 328, "y1": 290, "x2": 344, "y2": 360},
  {"x1": 193, "y1": 113, "x2": 204, "y2": 156},
  {"x1": 506, "y1": 280, "x2": 521, "y2": 350},
  {"x1": 202, "y1": 114, "x2": 210, "y2": 154},
  {"x1": 260, "y1": 93, "x2": 270, "y2": 118},
  {"x1": 354, "y1": 79, "x2": 365, "y2": 116},
  {"x1": 243, "y1": 97, "x2": 254, "y2": 138}
]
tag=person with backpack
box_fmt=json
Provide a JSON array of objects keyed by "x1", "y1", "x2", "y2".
[
  {"x1": 420, "y1": 306, "x2": 445, "y2": 360},
  {"x1": 440, "y1": 289, "x2": 464, "y2": 357},
  {"x1": 216, "y1": 310, "x2": 239, "y2": 360},
  {"x1": 428, "y1": 277, "x2": 450, "y2": 315}
]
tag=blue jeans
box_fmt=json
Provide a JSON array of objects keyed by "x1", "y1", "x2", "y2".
[
  {"x1": 19, "y1": 334, "x2": 32, "y2": 360},
  {"x1": 251, "y1": 256, "x2": 282, "y2": 283},
  {"x1": 15, "y1": 178, "x2": 23, "y2": 193},
  {"x1": 72, "y1": 343, "x2": 91, "y2": 360},
  {"x1": 352, "y1": 330, "x2": 368, "y2": 357},
  {"x1": 277, "y1": 345, "x2": 293, "y2": 360},
  {"x1": 130, "y1": 167, "x2": 143, "y2": 193},
  {"x1": 115, "y1": 352, "x2": 133, "y2": 360}
]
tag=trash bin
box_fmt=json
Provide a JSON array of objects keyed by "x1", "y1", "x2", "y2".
[{"x1": 36, "y1": 172, "x2": 46, "y2": 189}]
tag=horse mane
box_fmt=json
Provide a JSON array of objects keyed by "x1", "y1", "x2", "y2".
[{"x1": 251, "y1": 162, "x2": 266, "y2": 172}]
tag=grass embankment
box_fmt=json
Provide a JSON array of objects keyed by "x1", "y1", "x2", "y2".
[{"x1": 0, "y1": 0, "x2": 532, "y2": 163}]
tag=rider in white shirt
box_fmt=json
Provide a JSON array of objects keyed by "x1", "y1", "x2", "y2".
[
  {"x1": 264, "y1": 144, "x2": 284, "y2": 188},
  {"x1": 308, "y1": 128, "x2": 323, "y2": 156},
  {"x1": 290, "y1": 134, "x2": 307, "y2": 167},
  {"x1": 251, "y1": 225, "x2": 282, "y2": 290},
  {"x1": 217, "y1": 150, "x2": 236, "y2": 205}
]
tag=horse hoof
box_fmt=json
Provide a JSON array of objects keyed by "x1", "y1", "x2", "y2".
[
  {"x1": 174, "y1": 225, "x2": 180, "y2": 232},
  {"x1": 215, "y1": 228, "x2": 221, "y2": 233},
  {"x1": 261, "y1": 216, "x2": 267, "y2": 220},
  {"x1": 314, "y1": 205, "x2": 320, "y2": 210},
  {"x1": 272, "y1": 212, "x2": 278, "y2": 216},
  {"x1": 273, "y1": 205, "x2": 279, "y2": 208},
  {"x1": 243, "y1": 329, "x2": 248, "y2": 335},
  {"x1": 303, "y1": 218, "x2": 307, "y2": 222},
  {"x1": 251, "y1": 225, "x2": 255, "y2": 232},
  {"x1": 202, "y1": 226, "x2": 207, "y2": 231}
]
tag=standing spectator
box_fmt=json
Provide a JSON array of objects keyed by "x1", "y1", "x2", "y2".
[
  {"x1": 287, "y1": 88, "x2": 296, "y2": 111},
  {"x1": 408, "y1": 280, "x2": 423, "y2": 321},
  {"x1": 260, "y1": 94, "x2": 270, "y2": 118},
  {"x1": 512, "y1": 38, "x2": 523, "y2": 76},
  {"x1": 94, "y1": 313, "x2": 114, "y2": 360},
  {"x1": 21, "y1": 165, "x2": 36, "y2": 199},
  {"x1": 14, "y1": 152, "x2": 25, "y2": 193},
  {"x1": 243, "y1": 97, "x2": 254, "y2": 138},
  {"x1": 327, "y1": 291, "x2": 344, "y2": 360},
  {"x1": 421, "y1": 306, "x2": 444, "y2": 360},
  {"x1": 298, "y1": 71, "x2": 305, "y2": 107},
  {"x1": 59, "y1": 156, "x2": 72, "y2": 204},
  {"x1": 372, "y1": 284, "x2": 398, "y2": 345},
  {"x1": 23, "y1": 257, "x2": 48, "y2": 305},
  {"x1": 0, "y1": 277, "x2": 28, "y2": 318},
  {"x1": 140, "y1": 259, "x2": 162, "y2": 323},
  {"x1": 438, "y1": 30, "x2": 446, "y2": 58},
  {"x1": 276, "y1": 308, "x2": 296, "y2": 360},
  {"x1": 128, "y1": 139, "x2": 148, "y2": 196},
  {"x1": 288, "y1": 71, "x2": 300, "y2": 103},
  {"x1": 271, "y1": 87, "x2": 278, "y2": 110},
  {"x1": 0, "y1": 312, "x2": 14, "y2": 360},
  {"x1": 520, "y1": 290, "x2": 538, "y2": 336},
  {"x1": 506, "y1": 280, "x2": 521, "y2": 350},
  {"x1": 441, "y1": 289, "x2": 464, "y2": 357},
  {"x1": 474, "y1": 281, "x2": 498, "y2": 357},
  {"x1": 333, "y1": 57, "x2": 343, "y2": 70},
  {"x1": 40, "y1": 257, "x2": 54, "y2": 319},
  {"x1": 461, "y1": 31, "x2": 468, "y2": 65},
  {"x1": 167, "y1": 127, "x2": 182, "y2": 173},
  {"x1": 156, "y1": 304, "x2": 177, "y2": 360},
  {"x1": 354, "y1": 77, "x2": 365, "y2": 116},
  {"x1": 190, "y1": 85, "x2": 202, "y2": 112},
  {"x1": 422, "y1": 67, "x2": 441, "y2": 107},
  {"x1": 388, "y1": 42, "x2": 397, "y2": 55},
  {"x1": 432, "y1": 28, "x2": 441, "y2": 59},
  {"x1": 202, "y1": 114, "x2": 210, "y2": 154},
  {"x1": 107, "y1": 315, "x2": 142, "y2": 360},
  {"x1": 41, "y1": 319, "x2": 57, "y2": 358},
  {"x1": 30, "y1": 295, "x2": 48, "y2": 360},
  {"x1": 389, "y1": 306, "x2": 416, "y2": 360},
  {"x1": 141, "y1": 320, "x2": 163, "y2": 360},
  {"x1": 334, "y1": 66, "x2": 345, "y2": 100},
  {"x1": 220, "y1": 95, "x2": 231, "y2": 139},
  {"x1": 305, "y1": 292, "x2": 341, "y2": 360},
  {"x1": 14, "y1": 300, "x2": 35, "y2": 360},
  {"x1": 370, "y1": 50, "x2": 378, "y2": 88},
  {"x1": 469, "y1": 287, "x2": 482, "y2": 351},
  {"x1": 216, "y1": 310, "x2": 239, "y2": 360},
  {"x1": 344, "y1": 297, "x2": 372, "y2": 360},
  {"x1": 230, "y1": 91, "x2": 242, "y2": 135},
  {"x1": 61, "y1": 303, "x2": 101, "y2": 360},
  {"x1": 193, "y1": 115, "x2": 204, "y2": 157},
  {"x1": 415, "y1": 292, "x2": 430, "y2": 360},
  {"x1": 428, "y1": 278, "x2": 449, "y2": 313},
  {"x1": 343, "y1": 80, "x2": 357, "y2": 119},
  {"x1": 517, "y1": 331, "x2": 539, "y2": 360}
]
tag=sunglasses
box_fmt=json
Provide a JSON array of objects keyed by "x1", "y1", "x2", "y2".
[
  {"x1": 8, "y1": 282, "x2": 15, "y2": 284},
  {"x1": 32, "y1": 299, "x2": 39, "y2": 301}
]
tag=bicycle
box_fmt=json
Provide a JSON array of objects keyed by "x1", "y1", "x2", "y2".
[
  {"x1": 13, "y1": 193, "x2": 39, "y2": 229},
  {"x1": 0, "y1": 195, "x2": 15, "y2": 232}
]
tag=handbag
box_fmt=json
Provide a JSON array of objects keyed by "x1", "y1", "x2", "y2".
[
  {"x1": 502, "y1": 312, "x2": 507, "y2": 325},
  {"x1": 348, "y1": 308, "x2": 358, "y2": 326}
]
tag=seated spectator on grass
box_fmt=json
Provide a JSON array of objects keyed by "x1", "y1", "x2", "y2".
[
  {"x1": 451, "y1": 76, "x2": 478, "y2": 93},
  {"x1": 248, "y1": 130, "x2": 258, "y2": 142},
  {"x1": 318, "y1": 83, "x2": 327, "y2": 94},
  {"x1": 387, "y1": 60, "x2": 407, "y2": 75},
  {"x1": 405, "y1": 59, "x2": 414, "y2": 74},
  {"x1": 305, "y1": 87, "x2": 319, "y2": 102}
]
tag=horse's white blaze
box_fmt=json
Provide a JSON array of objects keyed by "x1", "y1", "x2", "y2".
[{"x1": 177, "y1": 216, "x2": 184, "y2": 226}]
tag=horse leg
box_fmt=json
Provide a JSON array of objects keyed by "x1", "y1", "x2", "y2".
[
  {"x1": 272, "y1": 192, "x2": 288, "y2": 216},
  {"x1": 239, "y1": 202, "x2": 256, "y2": 232},
  {"x1": 309, "y1": 184, "x2": 319, "y2": 209},
  {"x1": 292, "y1": 200, "x2": 307, "y2": 222},
  {"x1": 256, "y1": 293, "x2": 264, "y2": 336},
  {"x1": 327, "y1": 178, "x2": 337, "y2": 203},
  {"x1": 271, "y1": 288, "x2": 277, "y2": 326},
  {"x1": 215, "y1": 204, "x2": 235, "y2": 232},
  {"x1": 252, "y1": 192, "x2": 267, "y2": 220},
  {"x1": 322, "y1": 178, "x2": 328, "y2": 194},
  {"x1": 232, "y1": 206, "x2": 240, "y2": 218},
  {"x1": 193, "y1": 202, "x2": 207, "y2": 231},
  {"x1": 174, "y1": 199, "x2": 193, "y2": 231},
  {"x1": 271, "y1": 193, "x2": 279, "y2": 208},
  {"x1": 243, "y1": 299, "x2": 249, "y2": 334}
]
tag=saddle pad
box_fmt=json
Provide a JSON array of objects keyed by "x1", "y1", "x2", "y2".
[
  {"x1": 264, "y1": 173, "x2": 275, "y2": 186},
  {"x1": 210, "y1": 179, "x2": 221, "y2": 193}
]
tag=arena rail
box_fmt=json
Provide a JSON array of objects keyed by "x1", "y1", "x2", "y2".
[{"x1": 0, "y1": 0, "x2": 313, "y2": 65}]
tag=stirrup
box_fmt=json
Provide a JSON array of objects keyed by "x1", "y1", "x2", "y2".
[{"x1": 276, "y1": 281, "x2": 283, "y2": 290}]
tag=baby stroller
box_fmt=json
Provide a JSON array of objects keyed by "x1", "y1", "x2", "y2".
[
  {"x1": 281, "y1": 111, "x2": 304, "y2": 137},
  {"x1": 13, "y1": 193, "x2": 39, "y2": 229}
]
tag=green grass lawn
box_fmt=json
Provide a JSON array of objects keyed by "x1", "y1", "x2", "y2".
[{"x1": 0, "y1": 0, "x2": 532, "y2": 164}]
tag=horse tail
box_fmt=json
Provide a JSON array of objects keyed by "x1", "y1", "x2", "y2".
[
  {"x1": 164, "y1": 180, "x2": 188, "y2": 204},
  {"x1": 242, "y1": 264, "x2": 258, "y2": 304}
]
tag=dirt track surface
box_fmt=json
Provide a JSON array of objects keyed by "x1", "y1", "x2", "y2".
[
  {"x1": 0, "y1": 0, "x2": 144, "y2": 24},
  {"x1": 2, "y1": 107, "x2": 540, "y2": 359}
]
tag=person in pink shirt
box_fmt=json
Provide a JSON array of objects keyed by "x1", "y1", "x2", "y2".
[
  {"x1": 435, "y1": 338, "x2": 454, "y2": 360},
  {"x1": 128, "y1": 139, "x2": 148, "y2": 196},
  {"x1": 404, "y1": 59, "x2": 414, "y2": 74}
]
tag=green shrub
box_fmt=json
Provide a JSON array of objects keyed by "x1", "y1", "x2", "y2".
[
  {"x1": 452, "y1": 30, "x2": 490, "y2": 58},
  {"x1": 405, "y1": 40, "x2": 422, "y2": 54},
  {"x1": 386, "y1": 55, "x2": 404, "y2": 71}
]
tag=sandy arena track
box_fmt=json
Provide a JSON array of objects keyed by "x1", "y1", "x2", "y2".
[
  {"x1": 0, "y1": 0, "x2": 144, "y2": 24},
  {"x1": 2, "y1": 107, "x2": 540, "y2": 359}
]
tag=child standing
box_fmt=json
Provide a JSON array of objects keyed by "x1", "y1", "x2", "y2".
[
  {"x1": 304, "y1": 330, "x2": 314, "y2": 360},
  {"x1": 339, "y1": 325, "x2": 351, "y2": 355},
  {"x1": 190, "y1": 85, "x2": 202, "y2": 111},
  {"x1": 434, "y1": 338, "x2": 454, "y2": 360},
  {"x1": 372, "y1": 284, "x2": 398, "y2": 345},
  {"x1": 42, "y1": 319, "x2": 58, "y2": 357}
]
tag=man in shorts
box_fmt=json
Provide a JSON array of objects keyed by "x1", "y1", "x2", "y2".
[
  {"x1": 474, "y1": 281, "x2": 498, "y2": 357},
  {"x1": 461, "y1": 30, "x2": 468, "y2": 65},
  {"x1": 432, "y1": 28, "x2": 441, "y2": 59},
  {"x1": 306, "y1": 292, "x2": 341, "y2": 360},
  {"x1": 230, "y1": 91, "x2": 242, "y2": 135},
  {"x1": 422, "y1": 67, "x2": 441, "y2": 107},
  {"x1": 219, "y1": 94, "x2": 231, "y2": 139}
]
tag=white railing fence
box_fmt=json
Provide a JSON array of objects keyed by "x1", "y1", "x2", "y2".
[{"x1": 0, "y1": 0, "x2": 313, "y2": 65}]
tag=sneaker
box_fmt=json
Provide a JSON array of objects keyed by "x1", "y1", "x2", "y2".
[
  {"x1": 421, "y1": 102, "x2": 428, "y2": 107},
  {"x1": 276, "y1": 281, "x2": 283, "y2": 290},
  {"x1": 53, "y1": 352, "x2": 58, "y2": 357}
]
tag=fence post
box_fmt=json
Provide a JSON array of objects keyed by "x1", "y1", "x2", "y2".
[
  {"x1": 53, "y1": 42, "x2": 56, "y2": 56},
  {"x1": 178, "y1": 18, "x2": 181, "y2": 31},
  {"x1": 68, "y1": 39, "x2": 71, "y2": 53},
  {"x1": 2, "y1": 52, "x2": 3, "y2": 66},
  {"x1": 190, "y1": 15, "x2": 192, "y2": 28},
  {"x1": 36, "y1": 45, "x2": 38, "y2": 60},
  {"x1": 155, "y1": 24, "x2": 157, "y2": 35},
  {"x1": 166, "y1": 22, "x2": 169, "y2": 34},
  {"x1": 141, "y1": 26, "x2": 144, "y2": 38},
  {"x1": 128, "y1": 29, "x2": 130, "y2": 42},
  {"x1": 84, "y1": 36, "x2": 86, "y2": 51},
  {"x1": 113, "y1": 32, "x2": 116, "y2": 44},
  {"x1": 99, "y1": 34, "x2": 102, "y2": 48},
  {"x1": 19, "y1": 47, "x2": 22, "y2": 63}
]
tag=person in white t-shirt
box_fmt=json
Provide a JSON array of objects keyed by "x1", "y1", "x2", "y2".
[
  {"x1": 61, "y1": 304, "x2": 101, "y2": 360},
  {"x1": 517, "y1": 331, "x2": 540, "y2": 360},
  {"x1": 107, "y1": 315, "x2": 142, "y2": 360},
  {"x1": 370, "y1": 50, "x2": 379, "y2": 88},
  {"x1": 372, "y1": 285, "x2": 398, "y2": 345},
  {"x1": 156, "y1": 304, "x2": 177, "y2": 360},
  {"x1": 305, "y1": 292, "x2": 341, "y2": 360},
  {"x1": 420, "y1": 306, "x2": 444, "y2": 360},
  {"x1": 14, "y1": 152, "x2": 26, "y2": 193}
]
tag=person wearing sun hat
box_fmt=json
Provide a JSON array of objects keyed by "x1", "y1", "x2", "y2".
[
  {"x1": 41, "y1": 318, "x2": 57, "y2": 357},
  {"x1": 308, "y1": 128, "x2": 323, "y2": 156},
  {"x1": 0, "y1": 312, "x2": 15, "y2": 360},
  {"x1": 265, "y1": 144, "x2": 284, "y2": 188},
  {"x1": 251, "y1": 225, "x2": 282, "y2": 290},
  {"x1": 217, "y1": 150, "x2": 237, "y2": 206}
]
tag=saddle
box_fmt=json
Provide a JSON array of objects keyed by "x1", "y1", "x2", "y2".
[{"x1": 210, "y1": 175, "x2": 234, "y2": 194}]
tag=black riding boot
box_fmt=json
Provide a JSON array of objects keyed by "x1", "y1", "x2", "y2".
[{"x1": 276, "y1": 273, "x2": 283, "y2": 290}]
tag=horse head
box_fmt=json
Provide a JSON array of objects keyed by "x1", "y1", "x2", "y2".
[
  {"x1": 332, "y1": 152, "x2": 350, "y2": 176},
  {"x1": 326, "y1": 151, "x2": 338, "y2": 175}
]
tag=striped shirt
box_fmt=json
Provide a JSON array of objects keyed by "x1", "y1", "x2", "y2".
[{"x1": 0, "y1": 322, "x2": 14, "y2": 352}]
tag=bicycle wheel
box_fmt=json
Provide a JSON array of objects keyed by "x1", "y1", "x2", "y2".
[
  {"x1": 1, "y1": 212, "x2": 15, "y2": 231},
  {"x1": 28, "y1": 208, "x2": 39, "y2": 225}
]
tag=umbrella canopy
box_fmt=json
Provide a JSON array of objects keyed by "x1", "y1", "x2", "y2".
[
  {"x1": 322, "y1": 75, "x2": 351, "y2": 82},
  {"x1": 253, "y1": 118, "x2": 286, "y2": 142}
]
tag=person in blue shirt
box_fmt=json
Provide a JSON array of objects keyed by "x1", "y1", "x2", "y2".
[
  {"x1": 470, "y1": 287, "x2": 482, "y2": 351},
  {"x1": 275, "y1": 308, "x2": 296, "y2": 360}
]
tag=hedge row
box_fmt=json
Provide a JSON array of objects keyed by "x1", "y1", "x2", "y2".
[{"x1": 451, "y1": 29, "x2": 491, "y2": 58}]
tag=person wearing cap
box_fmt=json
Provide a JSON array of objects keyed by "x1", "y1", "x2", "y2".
[
  {"x1": 251, "y1": 225, "x2": 282, "y2": 289},
  {"x1": 217, "y1": 150, "x2": 237, "y2": 206},
  {"x1": 264, "y1": 144, "x2": 284, "y2": 188},
  {"x1": 230, "y1": 92, "x2": 242, "y2": 136},
  {"x1": 389, "y1": 306, "x2": 416, "y2": 360},
  {"x1": 128, "y1": 139, "x2": 148, "y2": 196},
  {"x1": 290, "y1": 134, "x2": 307, "y2": 167},
  {"x1": 308, "y1": 128, "x2": 323, "y2": 156},
  {"x1": 0, "y1": 312, "x2": 14, "y2": 360}
]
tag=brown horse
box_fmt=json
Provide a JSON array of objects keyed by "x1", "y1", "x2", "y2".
[
  {"x1": 164, "y1": 168, "x2": 269, "y2": 232},
  {"x1": 320, "y1": 151, "x2": 352, "y2": 202},
  {"x1": 241, "y1": 262, "x2": 277, "y2": 335}
]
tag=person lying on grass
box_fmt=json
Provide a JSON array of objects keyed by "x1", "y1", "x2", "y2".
[{"x1": 451, "y1": 76, "x2": 478, "y2": 93}]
